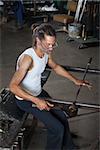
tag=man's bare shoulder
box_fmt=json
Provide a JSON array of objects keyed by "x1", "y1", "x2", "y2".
[{"x1": 18, "y1": 54, "x2": 33, "y2": 70}]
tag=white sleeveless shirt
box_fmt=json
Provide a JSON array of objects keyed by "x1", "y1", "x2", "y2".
[{"x1": 16, "y1": 47, "x2": 48, "y2": 99}]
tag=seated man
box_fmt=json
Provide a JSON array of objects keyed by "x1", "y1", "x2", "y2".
[{"x1": 9, "y1": 23, "x2": 90, "y2": 150}]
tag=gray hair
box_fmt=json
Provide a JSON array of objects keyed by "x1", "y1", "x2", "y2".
[{"x1": 31, "y1": 23, "x2": 56, "y2": 47}]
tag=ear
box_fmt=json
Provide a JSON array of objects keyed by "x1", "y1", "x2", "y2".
[{"x1": 35, "y1": 37, "x2": 42, "y2": 48}]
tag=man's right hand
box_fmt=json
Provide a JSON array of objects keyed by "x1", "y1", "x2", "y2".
[{"x1": 35, "y1": 98, "x2": 54, "y2": 111}]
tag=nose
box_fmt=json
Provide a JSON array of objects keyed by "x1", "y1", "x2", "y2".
[{"x1": 49, "y1": 44, "x2": 54, "y2": 48}]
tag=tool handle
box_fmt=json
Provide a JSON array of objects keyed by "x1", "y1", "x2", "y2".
[
  {"x1": 75, "y1": 57, "x2": 92, "y2": 101},
  {"x1": 88, "y1": 57, "x2": 92, "y2": 64},
  {"x1": 82, "y1": 57, "x2": 92, "y2": 80}
]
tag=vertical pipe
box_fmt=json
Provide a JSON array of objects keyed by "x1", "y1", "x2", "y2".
[
  {"x1": 74, "y1": 0, "x2": 83, "y2": 22},
  {"x1": 79, "y1": 0, "x2": 87, "y2": 22}
]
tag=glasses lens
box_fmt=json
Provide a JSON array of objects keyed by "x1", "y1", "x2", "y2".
[{"x1": 41, "y1": 40, "x2": 58, "y2": 49}]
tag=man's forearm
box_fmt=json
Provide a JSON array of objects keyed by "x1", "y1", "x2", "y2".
[
  {"x1": 9, "y1": 84, "x2": 40, "y2": 104},
  {"x1": 53, "y1": 65, "x2": 78, "y2": 84}
]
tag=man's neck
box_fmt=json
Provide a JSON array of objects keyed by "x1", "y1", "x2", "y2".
[{"x1": 34, "y1": 47, "x2": 44, "y2": 58}]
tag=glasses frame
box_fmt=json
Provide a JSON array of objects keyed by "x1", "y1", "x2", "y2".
[{"x1": 40, "y1": 40, "x2": 58, "y2": 49}]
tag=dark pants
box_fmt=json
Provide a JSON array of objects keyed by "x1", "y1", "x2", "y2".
[
  {"x1": 15, "y1": 90, "x2": 75, "y2": 150},
  {"x1": 13, "y1": 1, "x2": 24, "y2": 27}
]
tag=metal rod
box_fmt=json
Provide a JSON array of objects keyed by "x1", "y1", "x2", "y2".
[
  {"x1": 62, "y1": 66, "x2": 100, "y2": 74},
  {"x1": 46, "y1": 98, "x2": 100, "y2": 109},
  {"x1": 79, "y1": 0, "x2": 87, "y2": 22},
  {"x1": 75, "y1": 57, "x2": 92, "y2": 101},
  {"x1": 32, "y1": 97, "x2": 100, "y2": 109},
  {"x1": 74, "y1": 0, "x2": 83, "y2": 22},
  {"x1": 47, "y1": 64, "x2": 100, "y2": 74}
]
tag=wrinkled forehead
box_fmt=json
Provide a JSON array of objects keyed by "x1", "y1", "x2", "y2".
[{"x1": 43, "y1": 34, "x2": 56, "y2": 44}]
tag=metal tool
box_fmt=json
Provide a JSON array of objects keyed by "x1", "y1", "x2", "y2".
[
  {"x1": 45, "y1": 57, "x2": 96, "y2": 117},
  {"x1": 75, "y1": 57, "x2": 92, "y2": 101},
  {"x1": 66, "y1": 57, "x2": 92, "y2": 117}
]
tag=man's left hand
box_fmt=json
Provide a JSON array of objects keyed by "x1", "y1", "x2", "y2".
[{"x1": 75, "y1": 79, "x2": 92, "y2": 89}]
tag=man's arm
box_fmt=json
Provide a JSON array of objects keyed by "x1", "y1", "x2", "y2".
[
  {"x1": 9, "y1": 55, "x2": 39, "y2": 102},
  {"x1": 9, "y1": 54, "x2": 53, "y2": 110},
  {"x1": 48, "y1": 55, "x2": 90, "y2": 86}
]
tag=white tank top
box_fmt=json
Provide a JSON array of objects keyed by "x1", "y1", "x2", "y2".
[{"x1": 16, "y1": 47, "x2": 48, "y2": 99}]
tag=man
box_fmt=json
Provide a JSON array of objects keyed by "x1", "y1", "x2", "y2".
[{"x1": 9, "y1": 23, "x2": 90, "y2": 150}]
